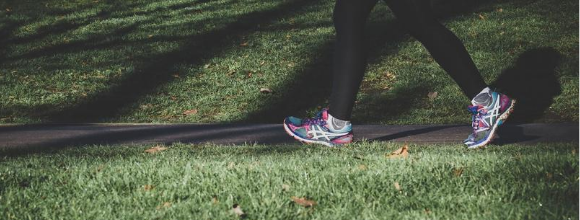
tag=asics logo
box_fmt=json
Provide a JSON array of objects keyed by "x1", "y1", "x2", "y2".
[{"x1": 307, "y1": 125, "x2": 349, "y2": 141}]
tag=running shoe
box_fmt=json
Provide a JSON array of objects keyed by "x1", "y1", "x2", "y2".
[
  {"x1": 465, "y1": 91, "x2": 516, "y2": 149},
  {"x1": 283, "y1": 109, "x2": 353, "y2": 147}
]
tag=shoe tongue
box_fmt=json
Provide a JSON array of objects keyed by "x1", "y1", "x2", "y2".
[{"x1": 472, "y1": 91, "x2": 493, "y2": 107}]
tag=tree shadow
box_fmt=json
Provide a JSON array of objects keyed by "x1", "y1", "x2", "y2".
[
  {"x1": 239, "y1": 0, "x2": 498, "y2": 123},
  {"x1": 3, "y1": 0, "x2": 322, "y2": 122},
  {"x1": 490, "y1": 48, "x2": 562, "y2": 123},
  {"x1": 0, "y1": 124, "x2": 297, "y2": 157}
]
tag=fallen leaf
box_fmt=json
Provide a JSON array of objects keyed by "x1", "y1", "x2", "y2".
[
  {"x1": 424, "y1": 208, "x2": 432, "y2": 214},
  {"x1": 394, "y1": 182, "x2": 401, "y2": 191},
  {"x1": 212, "y1": 196, "x2": 219, "y2": 204},
  {"x1": 385, "y1": 71, "x2": 396, "y2": 79},
  {"x1": 259, "y1": 88, "x2": 272, "y2": 94},
  {"x1": 144, "y1": 185, "x2": 154, "y2": 191},
  {"x1": 358, "y1": 164, "x2": 367, "y2": 170},
  {"x1": 183, "y1": 109, "x2": 198, "y2": 115},
  {"x1": 427, "y1": 91, "x2": 438, "y2": 100},
  {"x1": 453, "y1": 167, "x2": 464, "y2": 177},
  {"x1": 157, "y1": 202, "x2": 172, "y2": 209},
  {"x1": 148, "y1": 34, "x2": 153, "y2": 38},
  {"x1": 478, "y1": 14, "x2": 486, "y2": 20},
  {"x1": 291, "y1": 196, "x2": 316, "y2": 207},
  {"x1": 546, "y1": 172, "x2": 553, "y2": 180},
  {"x1": 232, "y1": 204, "x2": 246, "y2": 217},
  {"x1": 145, "y1": 145, "x2": 168, "y2": 153},
  {"x1": 497, "y1": 8, "x2": 503, "y2": 12},
  {"x1": 386, "y1": 145, "x2": 409, "y2": 159},
  {"x1": 172, "y1": 74, "x2": 180, "y2": 78},
  {"x1": 240, "y1": 42, "x2": 249, "y2": 47}
]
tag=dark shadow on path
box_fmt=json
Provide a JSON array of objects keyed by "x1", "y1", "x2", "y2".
[
  {"x1": 491, "y1": 48, "x2": 562, "y2": 123},
  {"x1": 0, "y1": 124, "x2": 297, "y2": 157},
  {"x1": 370, "y1": 124, "x2": 463, "y2": 142},
  {"x1": 2, "y1": 122, "x2": 576, "y2": 157}
]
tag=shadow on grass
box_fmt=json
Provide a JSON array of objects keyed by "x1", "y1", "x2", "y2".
[
  {"x1": 239, "y1": 0, "x2": 498, "y2": 123},
  {"x1": 6, "y1": 0, "x2": 322, "y2": 122},
  {"x1": 491, "y1": 48, "x2": 562, "y2": 123},
  {"x1": 2, "y1": 0, "x2": 502, "y2": 123}
]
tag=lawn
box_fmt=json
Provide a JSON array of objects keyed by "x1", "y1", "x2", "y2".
[
  {"x1": 0, "y1": 0, "x2": 578, "y2": 124},
  {"x1": 0, "y1": 142, "x2": 578, "y2": 219},
  {"x1": 0, "y1": 1, "x2": 577, "y2": 219}
]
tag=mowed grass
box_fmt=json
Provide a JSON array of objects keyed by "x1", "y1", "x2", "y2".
[
  {"x1": 0, "y1": 0, "x2": 578, "y2": 124},
  {"x1": 0, "y1": 142, "x2": 577, "y2": 219}
]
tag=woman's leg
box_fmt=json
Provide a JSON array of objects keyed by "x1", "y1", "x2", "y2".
[
  {"x1": 384, "y1": 0, "x2": 487, "y2": 99},
  {"x1": 328, "y1": 0, "x2": 379, "y2": 121},
  {"x1": 384, "y1": 0, "x2": 516, "y2": 149}
]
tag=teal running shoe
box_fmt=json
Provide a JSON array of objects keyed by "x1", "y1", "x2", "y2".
[
  {"x1": 465, "y1": 91, "x2": 516, "y2": 149},
  {"x1": 283, "y1": 109, "x2": 353, "y2": 147}
]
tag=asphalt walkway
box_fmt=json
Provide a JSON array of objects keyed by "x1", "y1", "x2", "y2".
[{"x1": 0, "y1": 123, "x2": 577, "y2": 149}]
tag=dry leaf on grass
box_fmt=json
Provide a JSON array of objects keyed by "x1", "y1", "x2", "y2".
[
  {"x1": 358, "y1": 164, "x2": 367, "y2": 170},
  {"x1": 145, "y1": 146, "x2": 168, "y2": 153},
  {"x1": 478, "y1": 14, "x2": 486, "y2": 20},
  {"x1": 212, "y1": 196, "x2": 219, "y2": 204},
  {"x1": 386, "y1": 145, "x2": 409, "y2": 159},
  {"x1": 427, "y1": 91, "x2": 438, "y2": 100},
  {"x1": 394, "y1": 182, "x2": 401, "y2": 191},
  {"x1": 144, "y1": 185, "x2": 154, "y2": 191},
  {"x1": 453, "y1": 168, "x2": 464, "y2": 177},
  {"x1": 240, "y1": 42, "x2": 249, "y2": 47},
  {"x1": 183, "y1": 109, "x2": 198, "y2": 115},
  {"x1": 156, "y1": 202, "x2": 172, "y2": 209},
  {"x1": 291, "y1": 196, "x2": 316, "y2": 207}
]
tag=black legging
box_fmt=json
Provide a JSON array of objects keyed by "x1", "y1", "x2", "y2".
[{"x1": 328, "y1": 0, "x2": 487, "y2": 120}]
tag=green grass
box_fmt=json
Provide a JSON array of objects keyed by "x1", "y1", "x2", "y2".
[
  {"x1": 0, "y1": 142, "x2": 577, "y2": 219},
  {"x1": 0, "y1": 0, "x2": 577, "y2": 124}
]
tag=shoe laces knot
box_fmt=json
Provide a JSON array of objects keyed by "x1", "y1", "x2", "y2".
[
  {"x1": 304, "y1": 111, "x2": 326, "y2": 127},
  {"x1": 469, "y1": 105, "x2": 489, "y2": 133}
]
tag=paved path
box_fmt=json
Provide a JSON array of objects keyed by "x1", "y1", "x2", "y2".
[{"x1": 0, "y1": 123, "x2": 577, "y2": 149}]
